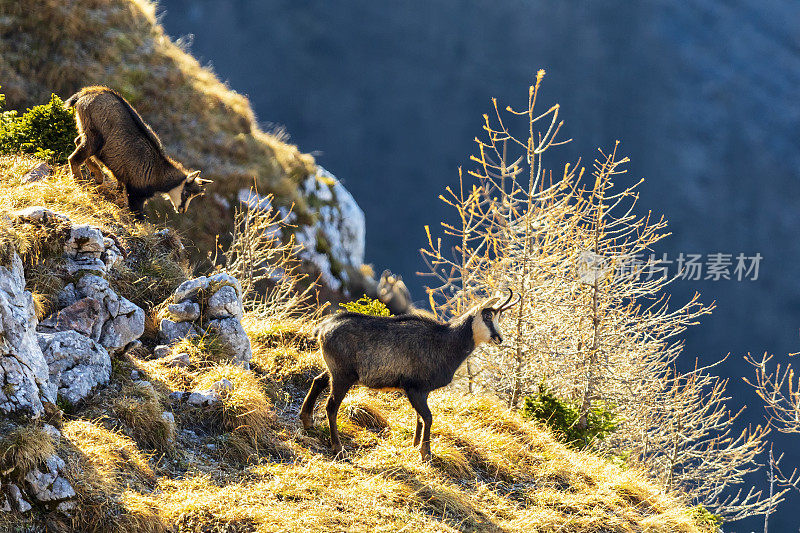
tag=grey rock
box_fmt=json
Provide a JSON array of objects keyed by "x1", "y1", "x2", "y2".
[
  {"x1": 37, "y1": 331, "x2": 111, "y2": 405},
  {"x1": 56, "y1": 283, "x2": 79, "y2": 309},
  {"x1": 187, "y1": 390, "x2": 219, "y2": 406},
  {"x1": 42, "y1": 424, "x2": 61, "y2": 442},
  {"x1": 7, "y1": 483, "x2": 31, "y2": 512},
  {"x1": 56, "y1": 500, "x2": 77, "y2": 512},
  {"x1": 164, "y1": 352, "x2": 190, "y2": 368},
  {"x1": 161, "y1": 411, "x2": 176, "y2": 443},
  {"x1": 21, "y1": 162, "x2": 53, "y2": 183},
  {"x1": 100, "y1": 301, "x2": 144, "y2": 353},
  {"x1": 11, "y1": 206, "x2": 69, "y2": 225},
  {"x1": 167, "y1": 301, "x2": 201, "y2": 321},
  {"x1": 208, "y1": 272, "x2": 243, "y2": 299},
  {"x1": 24, "y1": 454, "x2": 75, "y2": 503},
  {"x1": 153, "y1": 344, "x2": 171, "y2": 358},
  {"x1": 65, "y1": 257, "x2": 107, "y2": 276},
  {"x1": 0, "y1": 253, "x2": 54, "y2": 417},
  {"x1": 68, "y1": 275, "x2": 144, "y2": 352},
  {"x1": 38, "y1": 297, "x2": 103, "y2": 338},
  {"x1": 159, "y1": 319, "x2": 201, "y2": 344},
  {"x1": 173, "y1": 276, "x2": 209, "y2": 303},
  {"x1": 1, "y1": 495, "x2": 10, "y2": 512},
  {"x1": 207, "y1": 285, "x2": 242, "y2": 320},
  {"x1": 133, "y1": 380, "x2": 155, "y2": 397},
  {"x1": 211, "y1": 378, "x2": 234, "y2": 393},
  {"x1": 65, "y1": 225, "x2": 105, "y2": 255},
  {"x1": 206, "y1": 317, "x2": 252, "y2": 367},
  {"x1": 130, "y1": 370, "x2": 141, "y2": 381},
  {"x1": 169, "y1": 391, "x2": 189, "y2": 403}
]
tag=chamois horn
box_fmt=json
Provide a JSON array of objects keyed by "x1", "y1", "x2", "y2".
[{"x1": 497, "y1": 288, "x2": 520, "y2": 312}]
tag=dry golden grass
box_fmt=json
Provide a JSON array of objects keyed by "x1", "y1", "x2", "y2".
[
  {"x1": 110, "y1": 381, "x2": 175, "y2": 453},
  {"x1": 56, "y1": 420, "x2": 165, "y2": 533},
  {"x1": 0, "y1": 423, "x2": 55, "y2": 479}
]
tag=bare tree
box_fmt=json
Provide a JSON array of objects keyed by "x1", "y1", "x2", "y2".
[{"x1": 421, "y1": 71, "x2": 777, "y2": 521}]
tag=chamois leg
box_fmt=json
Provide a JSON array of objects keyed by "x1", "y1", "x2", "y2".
[
  {"x1": 68, "y1": 131, "x2": 103, "y2": 183},
  {"x1": 300, "y1": 370, "x2": 329, "y2": 430},
  {"x1": 126, "y1": 187, "x2": 147, "y2": 220},
  {"x1": 67, "y1": 137, "x2": 89, "y2": 182},
  {"x1": 413, "y1": 415, "x2": 423, "y2": 447},
  {"x1": 85, "y1": 157, "x2": 105, "y2": 185},
  {"x1": 406, "y1": 389, "x2": 432, "y2": 460},
  {"x1": 325, "y1": 376, "x2": 353, "y2": 456}
]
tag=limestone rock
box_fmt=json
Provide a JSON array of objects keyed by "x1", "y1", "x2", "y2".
[
  {"x1": 64, "y1": 225, "x2": 105, "y2": 255},
  {"x1": 211, "y1": 378, "x2": 234, "y2": 394},
  {"x1": 11, "y1": 206, "x2": 68, "y2": 225},
  {"x1": 24, "y1": 454, "x2": 76, "y2": 504},
  {"x1": 168, "y1": 301, "x2": 201, "y2": 321},
  {"x1": 164, "y1": 352, "x2": 190, "y2": 368},
  {"x1": 38, "y1": 297, "x2": 103, "y2": 338},
  {"x1": 173, "y1": 277, "x2": 209, "y2": 303},
  {"x1": 187, "y1": 390, "x2": 219, "y2": 406},
  {"x1": 37, "y1": 330, "x2": 111, "y2": 406},
  {"x1": 206, "y1": 317, "x2": 251, "y2": 367},
  {"x1": 207, "y1": 285, "x2": 242, "y2": 319},
  {"x1": 6, "y1": 483, "x2": 31, "y2": 512},
  {"x1": 0, "y1": 253, "x2": 54, "y2": 417},
  {"x1": 159, "y1": 319, "x2": 201, "y2": 344},
  {"x1": 153, "y1": 345, "x2": 171, "y2": 358},
  {"x1": 21, "y1": 162, "x2": 52, "y2": 184}
]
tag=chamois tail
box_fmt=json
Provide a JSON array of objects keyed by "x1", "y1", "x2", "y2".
[{"x1": 63, "y1": 92, "x2": 79, "y2": 109}]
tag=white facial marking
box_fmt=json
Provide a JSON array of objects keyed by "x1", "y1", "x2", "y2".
[
  {"x1": 472, "y1": 313, "x2": 494, "y2": 345},
  {"x1": 166, "y1": 181, "x2": 185, "y2": 212}
]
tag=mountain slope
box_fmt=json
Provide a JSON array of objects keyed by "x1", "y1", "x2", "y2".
[{"x1": 0, "y1": 0, "x2": 364, "y2": 291}]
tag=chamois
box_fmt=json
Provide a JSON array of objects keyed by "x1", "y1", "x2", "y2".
[
  {"x1": 377, "y1": 269, "x2": 413, "y2": 314},
  {"x1": 300, "y1": 289, "x2": 520, "y2": 460},
  {"x1": 64, "y1": 86, "x2": 211, "y2": 218}
]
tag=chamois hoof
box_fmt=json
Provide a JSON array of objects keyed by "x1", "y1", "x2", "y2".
[
  {"x1": 419, "y1": 446, "x2": 432, "y2": 462},
  {"x1": 331, "y1": 446, "x2": 348, "y2": 460},
  {"x1": 299, "y1": 413, "x2": 313, "y2": 431}
]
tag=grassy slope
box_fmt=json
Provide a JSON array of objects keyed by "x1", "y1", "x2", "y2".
[
  {"x1": 0, "y1": 158, "x2": 711, "y2": 533},
  {"x1": 0, "y1": 0, "x2": 317, "y2": 260}
]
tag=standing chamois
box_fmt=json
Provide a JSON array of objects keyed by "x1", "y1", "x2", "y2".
[
  {"x1": 300, "y1": 289, "x2": 520, "y2": 459},
  {"x1": 64, "y1": 86, "x2": 211, "y2": 218}
]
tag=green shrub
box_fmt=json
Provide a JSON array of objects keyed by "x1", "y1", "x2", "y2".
[
  {"x1": 689, "y1": 504, "x2": 722, "y2": 529},
  {"x1": 0, "y1": 90, "x2": 77, "y2": 164},
  {"x1": 339, "y1": 295, "x2": 391, "y2": 316},
  {"x1": 521, "y1": 385, "x2": 617, "y2": 448}
]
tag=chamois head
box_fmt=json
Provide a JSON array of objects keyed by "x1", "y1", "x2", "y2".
[
  {"x1": 471, "y1": 288, "x2": 520, "y2": 346},
  {"x1": 169, "y1": 171, "x2": 212, "y2": 213}
]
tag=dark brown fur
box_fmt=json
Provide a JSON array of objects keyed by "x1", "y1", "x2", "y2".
[
  {"x1": 299, "y1": 290, "x2": 519, "y2": 460},
  {"x1": 64, "y1": 86, "x2": 210, "y2": 218}
]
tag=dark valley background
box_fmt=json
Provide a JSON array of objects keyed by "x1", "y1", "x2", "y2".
[{"x1": 158, "y1": 1, "x2": 800, "y2": 529}]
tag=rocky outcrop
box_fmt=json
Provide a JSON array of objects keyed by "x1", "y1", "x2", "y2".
[
  {"x1": 0, "y1": 253, "x2": 55, "y2": 418},
  {"x1": 26, "y1": 211, "x2": 145, "y2": 355},
  {"x1": 3, "y1": 207, "x2": 144, "y2": 410},
  {"x1": 37, "y1": 331, "x2": 111, "y2": 406},
  {"x1": 159, "y1": 273, "x2": 251, "y2": 367},
  {"x1": 291, "y1": 167, "x2": 365, "y2": 292}
]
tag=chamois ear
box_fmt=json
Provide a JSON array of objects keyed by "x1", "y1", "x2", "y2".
[
  {"x1": 483, "y1": 296, "x2": 500, "y2": 309},
  {"x1": 197, "y1": 177, "x2": 213, "y2": 185},
  {"x1": 186, "y1": 170, "x2": 201, "y2": 182}
]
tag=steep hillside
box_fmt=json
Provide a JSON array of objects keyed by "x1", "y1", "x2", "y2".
[
  {"x1": 0, "y1": 0, "x2": 365, "y2": 293},
  {"x1": 0, "y1": 156, "x2": 714, "y2": 532}
]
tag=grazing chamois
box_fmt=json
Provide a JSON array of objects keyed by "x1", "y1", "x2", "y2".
[
  {"x1": 377, "y1": 269, "x2": 413, "y2": 315},
  {"x1": 300, "y1": 289, "x2": 520, "y2": 460},
  {"x1": 64, "y1": 86, "x2": 211, "y2": 218}
]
